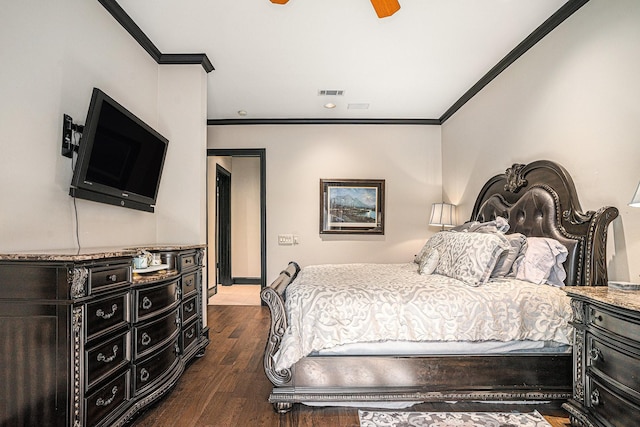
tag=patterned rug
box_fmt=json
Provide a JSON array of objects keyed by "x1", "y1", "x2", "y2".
[{"x1": 358, "y1": 410, "x2": 552, "y2": 427}]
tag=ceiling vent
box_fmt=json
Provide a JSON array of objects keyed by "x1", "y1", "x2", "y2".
[{"x1": 318, "y1": 89, "x2": 345, "y2": 96}]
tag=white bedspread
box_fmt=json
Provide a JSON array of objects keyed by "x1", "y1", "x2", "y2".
[{"x1": 273, "y1": 263, "x2": 573, "y2": 371}]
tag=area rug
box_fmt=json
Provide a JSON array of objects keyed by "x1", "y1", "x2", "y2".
[{"x1": 358, "y1": 410, "x2": 552, "y2": 427}]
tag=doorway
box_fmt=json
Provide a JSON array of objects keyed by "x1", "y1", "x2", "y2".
[
  {"x1": 207, "y1": 149, "x2": 266, "y2": 304},
  {"x1": 216, "y1": 165, "x2": 232, "y2": 286}
]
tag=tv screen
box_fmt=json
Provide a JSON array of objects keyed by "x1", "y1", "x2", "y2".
[{"x1": 70, "y1": 88, "x2": 168, "y2": 212}]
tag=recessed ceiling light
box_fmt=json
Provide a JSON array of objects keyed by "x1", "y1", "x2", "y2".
[
  {"x1": 324, "y1": 103, "x2": 336, "y2": 109},
  {"x1": 237, "y1": 110, "x2": 248, "y2": 116}
]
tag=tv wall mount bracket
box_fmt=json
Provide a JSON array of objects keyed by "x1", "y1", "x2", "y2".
[{"x1": 62, "y1": 114, "x2": 84, "y2": 158}]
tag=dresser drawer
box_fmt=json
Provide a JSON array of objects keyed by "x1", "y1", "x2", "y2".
[
  {"x1": 133, "y1": 279, "x2": 180, "y2": 322},
  {"x1": 588, "y1": 334, "x2": 640, "y2": 400},
  {"x1": 134, "y1": 308, "x2": 180, "y2": 359},
  {"x1": 182, "y1": 294, "x2": 198, "y2": 325},
  {"x1": 86, "y1": 331, "x2": 130, "y2": 390},
  {"x1": 181, "y1": 319, "x2": 199, "y2": 354},
  {"x1": 86, "y1": 292, "x2": 129, "y2": 341},
  {"x1": 84, "y1": 370, "x2": 130, "y2": 427},
  {"x1": 179, "y1": 253, "x2": 198, "y2": 272},
  {"x1": 588, "y1": 376, "x2": 640, "y2": 427},
  {"x1": 133, "y1": 339, "x2": 180, "y2": 395},
  {"x1": 182, "y1": 271, "x2": 198, "y2": 297},
  {"x1": 88, "y1": 264, "x2": 130, "y2": 294},
  {"x1": 589, "y1": 305, "x2": 640, "y2": 343}
]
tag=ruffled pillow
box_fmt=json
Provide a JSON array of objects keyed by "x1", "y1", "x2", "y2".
[
  {"x1": 513, "y1": 237, "x2": 568, "y2": 287},
  {"x1": 450, "y1": 217, "x2": 510, "y2": 234}
]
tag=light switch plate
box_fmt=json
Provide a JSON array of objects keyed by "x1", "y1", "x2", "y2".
[{"x1": 278, "y1": 234, "x2": 294, "y2": 245}]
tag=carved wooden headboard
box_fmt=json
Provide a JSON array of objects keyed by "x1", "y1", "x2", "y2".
[{"x1": 470, "y1": 160, "x2": 618, "y2": 286}]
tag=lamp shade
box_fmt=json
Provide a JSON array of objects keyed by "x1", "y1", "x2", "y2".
[
  {"x1": 630, "y1": 181, "x2": 640, "y2": 207},
  {"x1": 429, "y1": 202, "x2": 456, "y2": 227}
]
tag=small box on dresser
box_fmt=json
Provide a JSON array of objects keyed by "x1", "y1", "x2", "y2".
[{"x1": 563, "y1": 287, "x2": 640, "y2": 427}]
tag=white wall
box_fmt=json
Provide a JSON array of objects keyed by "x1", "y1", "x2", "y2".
[
  {"x1": 230, "y1": 157, "x2": 261, "y2": 279},
  {"x1": 442, "y1": 0, "x2": 640, "y2": 282},
  {"x1": 156, "y1": 65, "x2": 208, "y2": 245},
  {"x1": 208, "y1": 125, "x2": 442, "y2": 283},
  {"x1": 0, "y1": 0, "x2": 207, "y2": 251}
]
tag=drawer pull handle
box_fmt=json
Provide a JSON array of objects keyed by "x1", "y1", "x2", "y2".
[
  {"x1": 591, "y1": 389, "x2": 600, "y2": 406},
  {"x1": 186, "y1": 328, "x2": 195, "y2": 339},
  {"x1": 590, "y1": 347, "x2": 603, "y2": 363},
  {"x1": 107, "y1": 274, "x2": 118, "y2": 282},
  {"x1": 97, "y1": 345, "x2": 118, "y2": 363},
  {"x1": 186, "y1": 278, "x2": 193, "y2": 287},
  {"x1": 96, "y1": 386, "x2": 118, "y2": 407},
  {"x1": 141, "y1": 332, "x2": 152, "y2": 346},
  {"x1": 140, "y1": 368, "x2": 150, "y2": 382},
  {"x1": 96, "y1": 304, "x2": 118, "y2": 320},
  {"x1": 590, "y1": 309, "x2": 603, "y2": 323},
  {"x1": 185, "y1": 302, "x2": 195, "y2": 313},
  {"x1": 142, "y1": 297, "x2": 152, "y2": 310}
]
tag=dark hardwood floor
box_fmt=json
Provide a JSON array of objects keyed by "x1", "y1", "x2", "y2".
[{"x1": 130, "y1": 305, "x2": 572, "y2": 427}]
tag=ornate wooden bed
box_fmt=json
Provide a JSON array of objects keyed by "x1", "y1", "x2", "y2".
[{"x1": 261, "y1": 160, "x2": 618, "y2": 413}]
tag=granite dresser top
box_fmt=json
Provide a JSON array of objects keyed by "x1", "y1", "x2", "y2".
[{"x1": 0, "y1": 244, "x2": 206, "y2": 262}]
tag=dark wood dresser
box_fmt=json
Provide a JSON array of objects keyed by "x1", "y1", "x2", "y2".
[
  {"x1": 563, "y1": 287, "x2": 640, "y2": 427},
  {"x1": 0, "y1": 245, "x2": 209, "y2": 427}
]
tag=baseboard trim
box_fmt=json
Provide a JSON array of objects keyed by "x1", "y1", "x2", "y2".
[{"x1": 232, "y1": 277, "x2": 261, "y2": 285}]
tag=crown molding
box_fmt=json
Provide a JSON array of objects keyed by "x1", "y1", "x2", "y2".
[
  {"x1": 439, "y1": 0, "x2": 589, "y2": 123},
  {"x1": 97, "y1": 0, "x2": 214, "y2": 73},
  {"x1": 99, "y1": 0, "x2": 588, "y2": 123},
  {"x1": 207, "y1": 118, "x2": 440, "y2": 126}
]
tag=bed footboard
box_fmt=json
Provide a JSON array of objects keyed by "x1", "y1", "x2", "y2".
[{"x1": 260, "y1": 262, "x2": 300, "y2": 390}]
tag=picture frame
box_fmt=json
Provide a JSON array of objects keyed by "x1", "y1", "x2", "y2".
[{"x1": 320, "y1": 179, "x2": 385, "y2": 235}]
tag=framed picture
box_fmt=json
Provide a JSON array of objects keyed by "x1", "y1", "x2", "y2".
[{"x1": 320, "y1": 179, "x2": 385, "y2": 234}]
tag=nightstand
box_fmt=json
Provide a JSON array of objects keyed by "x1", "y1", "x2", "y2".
[{"x1": 563, "y1": 287, "x2": 640, "y2": 427}]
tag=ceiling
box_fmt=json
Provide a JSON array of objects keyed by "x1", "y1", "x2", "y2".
[{"x1": 117, "y1": 0, "x2": 572, "y2": 122}]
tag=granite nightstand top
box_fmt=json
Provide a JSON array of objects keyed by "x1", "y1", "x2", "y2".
[{"x1": 566, "y1": 286, "x2": 640, "y2": 312}]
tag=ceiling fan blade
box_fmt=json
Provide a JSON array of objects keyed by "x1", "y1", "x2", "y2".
[
  {"x1": 270, "y1": 0, "x2": 289, "y2": 4},
  {"x1": 370, "y1": 0, "x2": 401, "y2": 18}
]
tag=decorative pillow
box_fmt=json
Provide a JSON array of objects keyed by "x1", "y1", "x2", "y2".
[
  {"x1": 513, "y1": 237, "x2": 568, "y2": 287},
  {"x1": 418, "y1": 249, "x2": 439, "y2": 275},
  {"x1": 491, "y1": 233, "x2": 527, "y2": 278},
  {"x1": 433, "y1": 232, "x2": 509, "y2": 287},
  {"x1": 414, "y1": 232, "x2": 447, "y2": 264}
]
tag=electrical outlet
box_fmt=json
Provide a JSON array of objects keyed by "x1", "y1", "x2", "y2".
[
  {"x1": 278, "y1": 234, "x2": 294, "y2": 245},
  {"x1": 61, "y1": 114, "x2": 73, "y2": 158}
]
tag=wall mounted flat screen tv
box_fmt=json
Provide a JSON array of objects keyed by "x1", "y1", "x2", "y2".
[{"x1": 70, "y1": 88, "x2": 168, "y2": 212}]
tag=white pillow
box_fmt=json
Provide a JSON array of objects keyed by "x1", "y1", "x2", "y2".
[{"x1": 513, "y1": 237, "x2": 568, "y2": 287}]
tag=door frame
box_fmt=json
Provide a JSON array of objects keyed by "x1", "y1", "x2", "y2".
[
  {"x1": 207, "y1": 148, "x2": 267, "y2": 291},
  {"x1": 216, "y1": 164, "x2": 232, "y2": 286}
]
